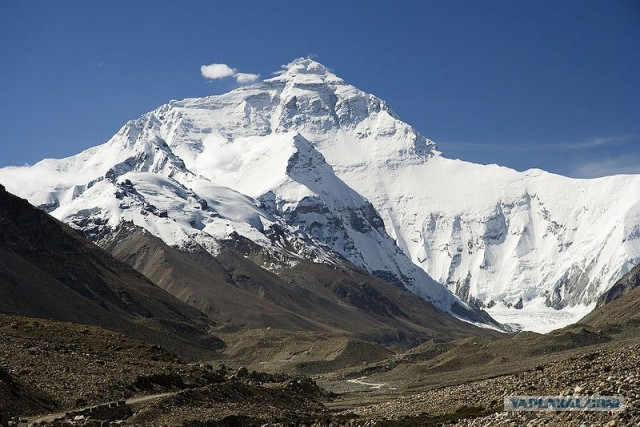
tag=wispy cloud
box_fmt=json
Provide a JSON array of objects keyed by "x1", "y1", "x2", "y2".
[
  {"x1": 200, "y1": 63, "x2": 260, "y2": 84},
  {"x1": 441, "y1": 134, "x2": 639, "y2": 178},
  {"x1": 442, "y1": 134, "x2": 636, "y2": 153},
  {"x1": 441, "y1": 141, "x2": 536, "y2": 153},
  {"x1": 564, "y1": 135, "x2": 636, "y2": 149},
  {"x1": 570, "y1": 153, "x2": 640, "y2": 178}
]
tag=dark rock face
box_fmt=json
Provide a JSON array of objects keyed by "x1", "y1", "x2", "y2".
[
  {"x1": 547, "y1": 261, "x2": 602, "y2": 309},
  {"x1": 579, "y1": 263, "x2": 640, "y2": 328},
  {"x1": 596, "y1": 264, "x2": 640, "y2": 307},
  {"x1": 514, "y1": 298, "x2": 523, "y2": 310}
]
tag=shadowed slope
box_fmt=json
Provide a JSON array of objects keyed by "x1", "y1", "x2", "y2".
[
  {"x1": 0, "y1": 184, "x2": 222, "y2": 359},
  {"x1": 101, "y1": 225, "x2": 504, "y2": 346},
  {"x1": 580, "y1": 263, "x2": 640, "y2": 327}
]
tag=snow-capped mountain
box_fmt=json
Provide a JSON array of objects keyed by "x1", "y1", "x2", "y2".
[
  {"x1": 0, "y1": 61, "x2": 478, "y2": 324},
  {"x1": 1, "y1": 58, "x2": 639, "y2": 331}
]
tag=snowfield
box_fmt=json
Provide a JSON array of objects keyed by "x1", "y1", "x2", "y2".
[{"x1": 1, "y1": 58, "x2": 638, "y2": 331}]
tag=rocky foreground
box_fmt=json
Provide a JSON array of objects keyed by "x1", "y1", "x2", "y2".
[
  {"x1": 345, "y1": 343, "x2": 640, "y2": 426},
  {"x1": 0, "y1": 315, "x2": 330, "y2": 426},
  {"x1": 2, "y1": 312, "x2": 639, "y2": 426}
]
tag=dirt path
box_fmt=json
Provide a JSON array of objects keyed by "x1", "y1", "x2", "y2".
[
  {"x1": 27, "y1": 391, "x2": 177, "y2": 424},
  {"x1": 346, "y1": 376, "x2": 386, "y2": 390}
]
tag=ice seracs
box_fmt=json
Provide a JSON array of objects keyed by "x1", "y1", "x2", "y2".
[{"x1": 1, "y1": 57, "x2": 639, "y2": 332}]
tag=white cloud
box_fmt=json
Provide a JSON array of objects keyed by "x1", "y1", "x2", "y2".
[
  {"x1": 234, "y1": 72, "x2": 260, "y2": 84},
  {"x1": 200, "y1": 63, "x2": 236, "y2": 80},
  {"x1": 200, "y1": 63, "x2": 260, "y2": 85}
]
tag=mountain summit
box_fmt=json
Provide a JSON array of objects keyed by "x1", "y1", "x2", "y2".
[
  {"x1": 270, "y1": 58, "x2": 340, "y2": 80},
  {"x1": 1, "y1": 58, "x2": 639, "y2": 332}
]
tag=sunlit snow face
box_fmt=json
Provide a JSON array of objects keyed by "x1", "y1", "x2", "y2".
[
  {"x1": 196, "y1": 134, "x2": 242, "y2": 172},
  {"x1": 1, "y1": 58, "x2": 638, "y2": 333}
]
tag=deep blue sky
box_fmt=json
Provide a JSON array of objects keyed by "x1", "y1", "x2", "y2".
[{"x1": 1, "y1": 0, "x2": 639, "y2": 177}]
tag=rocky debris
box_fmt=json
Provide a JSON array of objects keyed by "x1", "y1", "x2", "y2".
[
  {"x1": 42, "y1": 400, "x2": 133, "y2": 426},
  {"x1": 129, "y1": 372, "x2": 188, "y2": 391},
  {"x1": 0, "y1": 356, "x2": 57, "y2": 422},
  {"x1": 1, "y1": 314, "x2": 344, "y2": 425},
  {"x1": 284, "y1": 377, "x2": 328, "y2": 399},
  {"x1": 4, "y1": 311, "x2": 639, "y2": 425},
  {"x1": 125, "y1": 375, "x2": 331, "y2": 425},
  {"x1": 347, "y1": 343, "x2": 640, "y2": 426},
  {"x1": 231, "y1": 366, "x2": 249, "y2": 379},
  {"x1": 0, "y1": 315, "x2": 213, "y2": 418}
]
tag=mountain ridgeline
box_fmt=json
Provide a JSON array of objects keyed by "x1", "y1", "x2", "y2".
[{"x1": 1, "y1": 58, "x2": 639, "y2": 331}]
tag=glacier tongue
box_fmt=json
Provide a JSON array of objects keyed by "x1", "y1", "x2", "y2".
[{"x1": 1, "y1": 57, "x2": 639, "y2": 331}]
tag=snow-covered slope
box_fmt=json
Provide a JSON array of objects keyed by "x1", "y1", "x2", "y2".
[
  {"x1": 2, "y1": 58, "x2": 639, "y2": 331},
  {"x1": 0, "y1": 124, "x2": 332, "y2": 267},
  {"x1": 0, "y1": 75, "x2": 476, "y2": 322}
]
